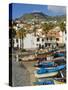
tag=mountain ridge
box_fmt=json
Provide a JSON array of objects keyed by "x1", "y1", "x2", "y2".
[{"x1": 15, "y1": 12, "x2": 66, "y2": 22}]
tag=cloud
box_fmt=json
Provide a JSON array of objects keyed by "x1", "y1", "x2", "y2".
[{"x1": 48, "y1": 5, "x2": 66, "y2": 15}]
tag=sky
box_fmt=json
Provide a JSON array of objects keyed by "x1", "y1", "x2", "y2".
[{"x1": 10, "y1": 3, "x2": 66, "y2": 20}]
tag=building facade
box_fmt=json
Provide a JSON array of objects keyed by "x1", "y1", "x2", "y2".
[{"x1": 12, "y1": 26, "x2": 66, "y2": 50}]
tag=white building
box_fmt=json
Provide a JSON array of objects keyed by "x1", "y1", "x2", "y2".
[
  {"x1": 23, "y1": 33, "x2": 46, "y2": 50},
  {"x1": 13, "y1": 26, "x2": 66, "y2": 50},
  {"x1": 62, "y1": 31, "x2": 66, "y2": 44},
  {"x1": 13, "y1": 38, "x2": 22, "y2": 49}
]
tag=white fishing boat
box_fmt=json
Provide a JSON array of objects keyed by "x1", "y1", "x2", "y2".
[
  {"x1": 21, "y1": 55, "x2": 35, "y2": 61},
  {"x1": 34, "y1": 71, "x2": 58, "y2": 78},
  {"x1": 36, "y1": 67, "x2": 53, "y2": 70}
]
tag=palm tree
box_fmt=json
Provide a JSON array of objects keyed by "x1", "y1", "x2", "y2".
[
  {"x1": 42, "y1": 23, "x2": 54, "y2": 36},
  {"x1": 17, "y1": 28, "x2": 26, "y2": 49},
  {"x1": 59, "y1": 22, "x2": 66, "y2": 32},
  {"x1": 59, "y1": 22, "x2": 66, "y2": 44},
  {"x1": 33, "y1": 26, "x2": 37, "y2": 36},
  {"x1": 32, "y1": 20, "x2": 38, "y2": 36},
  {"x1": 42, "y1": 22, "x2": 55, "y2": 48}
]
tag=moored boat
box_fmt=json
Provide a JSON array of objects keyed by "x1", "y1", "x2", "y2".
[
  {"x1": 53, "y1": 53, "x2": 65, "y2": 58},
  {"x1": 33, "y1": 78, "x2": 64, "y2": 85},
  {"x1": 33, "y1": 79, "x2": 54, "y2": 85},
  {"x1": 34, "y1": 71, "x2": 58, "y2": 78},
  {"x1": 36, "y1": 65, "x2": 65, "y2": 74},
  {"x1": 34, "y1": 62, "x2": 55, "y2": 68}
]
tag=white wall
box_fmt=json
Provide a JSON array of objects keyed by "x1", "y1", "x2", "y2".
[
  {"x1": 23, "y1": 33, "x2": 36, "y2": 49},
  {"x1": 62, "y1": 31, "x2": 66, "y2": 44},
  {"x1": 58, "y1": 31, "x2": 66, "y2": 44},
  {"x1": 23, "y1": 33, "x2": 46, "y2": 49}
]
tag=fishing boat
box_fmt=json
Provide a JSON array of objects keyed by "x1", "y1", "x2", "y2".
[
  {"x1": 34, "y1": 65, "x2": 65, "y2": 78},
  {"x1": 53, "y1": 52, "x2": 65, "y2": 58},
  {"x1": 54, "y1": 78, "x2": 66, "y2": 83},
  {"x1": 35, "y1": 52, "x2": 65, "y2": 62},
  {"x1": 34, "y1": 62, "x2": 55, "y2": 68},
  {"x1": 21, "y1": 55, "x2": 35, "y2": 61},
  {"x1": 56, "y1": 49, "x2": 65, "y2": 53},
  {"x1": 37, "y1": 65, "x2": 65, "y2": 74},
  {"x1": 33, "y1": 79, "x2": 54, "y2": 85},
  {"x1": 34, "y1": 71, "x2": 58, "y2": 78},
  {"x1": 33, "y1": 78, "x2": 64, "y2": 85}
]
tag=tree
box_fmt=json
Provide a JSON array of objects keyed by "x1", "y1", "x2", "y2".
[
  {"x1": 17, "y1": 28, "x2": 26, "y2": 49},
  {"x1": 59, "y1": 22, "x2": 66, "y2": 32},
  {"x1": 33, "y1": 26, "x2": 37, "y2": 36},
  {"x1": 42, "y1": 23, "x2": 55, "y2": 36},
  {"x1": 59, "y1": 22, "x2": 66, "y2": 44},
  {"x1": 42, "y1": 22, "x2": 55, "y2": 48},
  {"x1": 32, "y1": 20, "x2": 38, "y2": 36}
]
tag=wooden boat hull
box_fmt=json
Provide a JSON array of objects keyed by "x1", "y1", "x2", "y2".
[{"x1": 34, "y1": 71, "x2": 58, "y2": 78}]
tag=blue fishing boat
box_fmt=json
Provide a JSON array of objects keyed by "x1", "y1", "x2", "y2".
[
  {"x1": 34, "y1": 71, "x2": 58, "y2": 78},
  {"x1": 37, "y1": 65, "x2": 65, "y2": 74},
  {"x1": 34, "y1": 62, "x2": 55, "y2": 68},
  {"x1": 33, "y1": 78, "x2": 64, "y2": 85},
  {"x1": 53, "y1": 53, "x2": 65, "y2": 58},
  {"x1": 33, "y1": 80, "x2": 54, "y2": 85}
]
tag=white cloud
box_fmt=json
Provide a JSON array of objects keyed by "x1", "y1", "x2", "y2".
[{"x1": 48, "y1": 5, "x2": 66, "y2": 15}]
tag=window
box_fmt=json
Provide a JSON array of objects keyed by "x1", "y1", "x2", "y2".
[
  {"x1": 16, "y1": 39, "x2": 18, "y2": 43},
  {"x1": 37, "y1": 38, "x2": 40, "y2": 41},
  {"x1": 56, "y1": 43, "x2": 58, "y2": 46},
  {"x1": 50, "y1": 37, "x2": 52, "y2": 40},
  {"x1": 17, "y1": 44, "x2": 19, "y2": 48},
  {"x1": 42, "y1": 45, "x2": 44, "y2": 49},
  {"x1": 39, "y1": 44, "x2": 41, "y2": 49},
  {"x1": 56, "y1": 38, "x2": 59, "y2": 41},
  {"x1": 36, "y1": 44, "x2": 38, "y2": 46},
  {"x1": 47, "y1": 38, "x2": 48, "y2": 40},
  {"x1": 42, "y1": 38, "x2": 44, "y2": 42},
  {"x1": 48, "y1": 43, "x2": 50, "y2": 46},
  {"x1": 45, "y1": 43, "x2": 47, "y2": 47}
]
